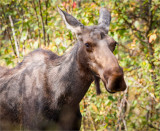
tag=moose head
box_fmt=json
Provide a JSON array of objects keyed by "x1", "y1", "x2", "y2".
[{"x1": 58, "y1": 7, "x2": 127, "y2": 94}]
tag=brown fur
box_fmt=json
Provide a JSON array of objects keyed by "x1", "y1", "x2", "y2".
[{"x1": 0, "y1": 8, "x2": 126, "y2": 130}]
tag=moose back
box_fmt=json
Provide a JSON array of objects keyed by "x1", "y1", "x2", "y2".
[{"x1": 0, "y1": 7, "x2": 126, "y2": 130}]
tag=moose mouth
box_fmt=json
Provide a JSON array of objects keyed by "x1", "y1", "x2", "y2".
[
  {"x1": 94, "y1": 70, "x2": 126, "y2": 94},
  {"x1": 94, "y1": 75, "x2": 116, "y2": 94},
  {"x1": 101, "y1": 79, "x2": 116, "y2": 94},
  {"x1": 103, "y1": 73, "x2": 127, "y2": 94},
  {"x1": 105, "y1": 86, "x2": 116, "y2": 94},
  {"x1": 94, "y1": 73, "x2": 126, "y2": 94}
]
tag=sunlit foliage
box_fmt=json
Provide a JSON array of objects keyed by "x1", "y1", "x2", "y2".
[{"x1": 0, "y1": 0, "x2": 159, "y2": 130}]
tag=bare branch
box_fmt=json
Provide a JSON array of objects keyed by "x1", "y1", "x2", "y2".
[
  {"x1": 32, "y1": 0, "x2": 41, "y2": 47},
  {"x1": 9, "y1": 15, "x2": 20, "y2": 62},
  {"x1": 38, "y1": 0, "x2": 46, "y2": 46},
  {"x1": 45, "y1": 0, "x2": 50, "y2": 46},
  {"x1": 148, "y1": 124, "x2": 160, "y2": 130}
]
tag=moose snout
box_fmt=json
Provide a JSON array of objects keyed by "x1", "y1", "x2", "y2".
[{"x1": 103, "y1": 67, "x2": 127, "y2": 93}]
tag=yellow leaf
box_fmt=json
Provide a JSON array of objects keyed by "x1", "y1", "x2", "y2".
[
  {"x1": 91, "y1": 103, "x2": 98, "y2": 113},
  {"x1": 149, "y1": 34, "x2": 157, "y2": 43}
]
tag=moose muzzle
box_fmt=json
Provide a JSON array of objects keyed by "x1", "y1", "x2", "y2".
[{"x1": 102, "y1": 67, "x2": 127, "y2": 93}]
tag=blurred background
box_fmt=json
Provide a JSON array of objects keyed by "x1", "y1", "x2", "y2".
[{"x1": 0, "y1": 0, "x2": 160, "y2": 130}]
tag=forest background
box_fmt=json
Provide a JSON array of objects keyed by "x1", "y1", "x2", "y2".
[{"x1": 0, "y1": 0, "x2": 160, "y2": 130}]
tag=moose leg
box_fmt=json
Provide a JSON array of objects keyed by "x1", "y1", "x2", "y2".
[
  {"x1": 73, "y1": 107, "x2": 82, "y2": 130},
  {"x1": 59, "y1": 105, "x2": 82, "y2": 130}
]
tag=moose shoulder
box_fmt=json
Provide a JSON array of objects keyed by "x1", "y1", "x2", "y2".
[{"x1": 0, "y1": 7, "x2": 126, "y2": 130}]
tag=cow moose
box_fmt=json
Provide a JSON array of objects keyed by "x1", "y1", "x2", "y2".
[{"x1": 0, "y1": 7, "x2": 127, "y2": 130}]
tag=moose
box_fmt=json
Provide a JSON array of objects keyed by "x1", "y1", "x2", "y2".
[{"x1": 0, "y1": 7, "x2": 126, "y2": 130}]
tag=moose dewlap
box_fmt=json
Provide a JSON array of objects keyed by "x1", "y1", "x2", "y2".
[{"x1": 0, "y1": 7, "x2": 126, "y2": 130}]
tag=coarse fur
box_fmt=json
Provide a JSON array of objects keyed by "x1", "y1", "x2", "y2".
[
  {"x1": 0, "y1": 7, "x2": 126, "y2": 130},
  {"x1": 0, "y1": 45, "x2": 91, "y2": 130}
]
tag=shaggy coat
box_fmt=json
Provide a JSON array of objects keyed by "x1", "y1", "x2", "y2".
[{"x1": 0, "y1": 8, "x2": 126, "y2": 130}]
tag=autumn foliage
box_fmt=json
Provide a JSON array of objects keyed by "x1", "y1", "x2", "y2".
[{"x1": 0, "y1": 0, "x2": 160, "y2": 130}]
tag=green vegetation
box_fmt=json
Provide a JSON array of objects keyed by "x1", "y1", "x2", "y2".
[{"x1": 0, "y1": 0, "x2": 160, "y2": 130}]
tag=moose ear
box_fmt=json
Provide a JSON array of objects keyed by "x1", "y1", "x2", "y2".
[
  {"x1": 58, "y1": 7, "x2": 84, "y2": 34},
  {"x1": 98, "y1": 8, "x2": 111, "y2": 33}
]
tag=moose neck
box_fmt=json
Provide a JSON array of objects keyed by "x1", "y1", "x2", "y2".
[{"x1": 49, "y1": 42, "x2": 93, "y2": 106}]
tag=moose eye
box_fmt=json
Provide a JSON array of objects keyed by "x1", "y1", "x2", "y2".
[{"x1": 85, "y1": 43, "x2": 90, "y2": 48}]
